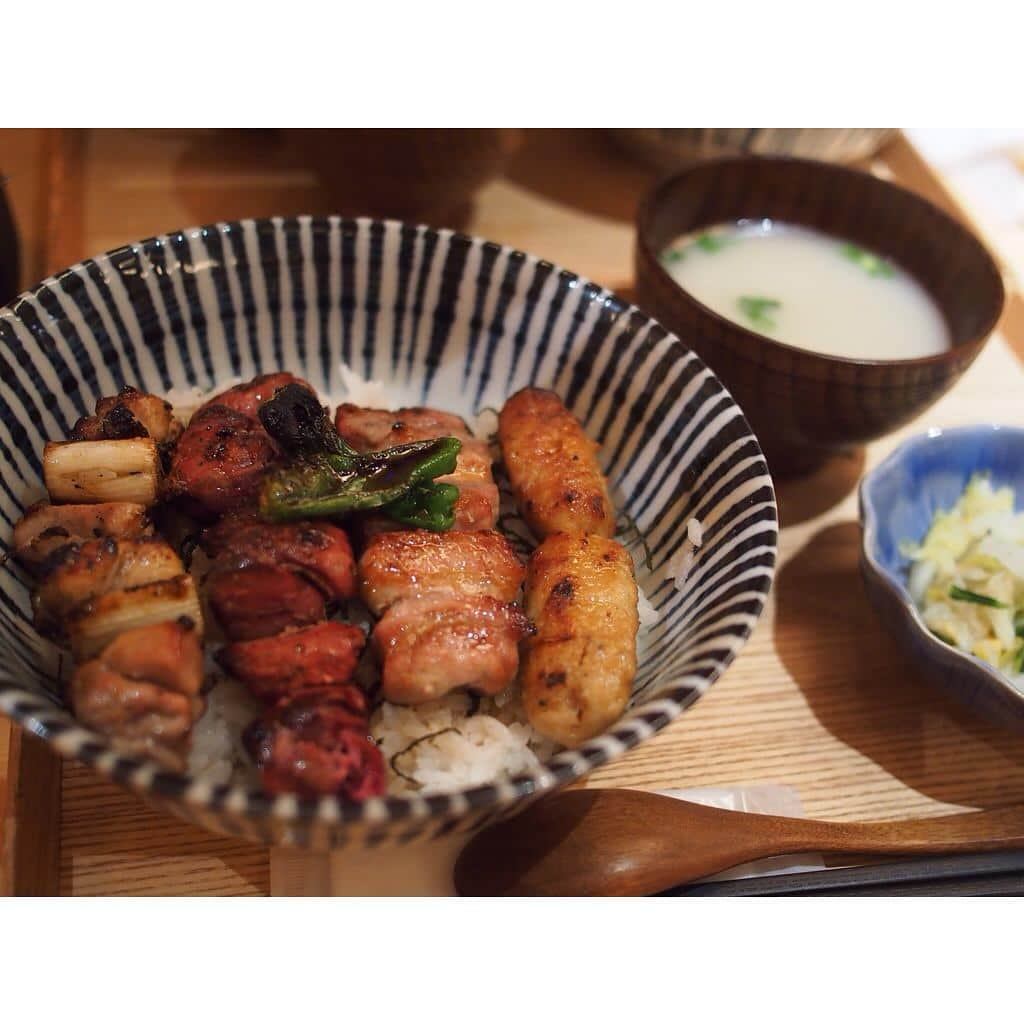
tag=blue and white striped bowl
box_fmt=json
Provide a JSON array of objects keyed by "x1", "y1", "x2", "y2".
[{"x1": 0, "y1": 217, "x2": 777, "y2": 849}]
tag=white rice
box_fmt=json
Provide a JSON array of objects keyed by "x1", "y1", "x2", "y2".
[
  {"x1": 665, "y1": 516, "x2": 704, "y2": 591},
  {"x1": 371, "y1": 691, "x2": 557, "y2": 795},
  {"x1": 188, "y1": 674, "x2": 262, "y2": 786},
  {"x1": 637, "y1": 589, "x2": 660, "y2": 630}
]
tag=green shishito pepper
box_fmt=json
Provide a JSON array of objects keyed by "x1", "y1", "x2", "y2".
[{"x1": 257, "y1": 384, "x2": 461, "y2": 528}]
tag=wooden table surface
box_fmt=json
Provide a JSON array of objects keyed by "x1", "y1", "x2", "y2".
[{"x1": 3, "y1": 129, "x2": 1024, "y2": 896}]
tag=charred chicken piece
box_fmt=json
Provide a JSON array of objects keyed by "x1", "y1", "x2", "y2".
[
  {"x1": 373, "y1": 594, "x2": 533, "y2": 704},
  {"x1": 71, "y1": 386, "x2": 182, "y2": 445},
  {"x1": 243, "y1": 686, "x2": 385, "y2": 799},
  {"x1": 200, "y1": 372, "x2": 314, "y2": 420},
  {"x1": 358, "y1": 529, "x2": 525, "y2": 617},
  {"x1": 69, "y1": 618, "x2": 205, "y2": 770},
  {"x1": 335, "y1": 404, "x2": 499, "y2": 532},
  {"x1": 164, "y1": 404, "x2": 279, "y2": 520},
  {"x1": 201, "y1": 512, "x2": 357, "y2": 602},
  {"x1": 217, "y1": 621, "x2": 366, "y2": 704},
  {"x1": 34, "y1": 536, "x2": 184, "y2": 635},
  {"x1": 12, "y1": 501, "x2": 152, "y2": 575},
  {"x1": 206, "y1": 565, "x2": 326, "y2": 642}
]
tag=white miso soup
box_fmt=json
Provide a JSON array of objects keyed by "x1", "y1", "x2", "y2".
[{"x1": 660, "y1": 221, "x2": 951, "y2": 360}]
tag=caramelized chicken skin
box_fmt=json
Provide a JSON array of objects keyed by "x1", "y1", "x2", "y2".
[
  {"x1": 72, "y1": 386, "x2": 182, "y2": 444},
  {"x1": 218, "y1": 621, "x2": 366, "y2": 704},
  {"x1": 335, "y1": 404, "x2": 500, "y2": 532},
  {"x1": 164, "y1": 404, "x2": 279, "y2": 520},
  {"x1": 498, "y1": 388, "x2": 615, "y2": 539},
  {"x1": 202, "y1": 513, "x2": 357, "y2": 601},
  {"x1": 358, "y1": 528, "x2": 525, "y2": 616},
  {"x1": 243, "y1": 686, "x2": 386, "y2": 799},
  {"x1": 373, "y1": 594, "x2": 533, "y2": 704},
  {"x1": 521, "y1": 533, "x2": 638, "y2": 747},
  {"x1": 12, "y1": 501, "x2": 152, "y2": 575},
  {"x1": 206, "y1": 565, "x2": 326, "y2": 641}
]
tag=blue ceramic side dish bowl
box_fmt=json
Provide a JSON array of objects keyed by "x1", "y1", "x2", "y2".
[{"x1": 860, "y1": 424, "x2": 1024, "y2": 728}]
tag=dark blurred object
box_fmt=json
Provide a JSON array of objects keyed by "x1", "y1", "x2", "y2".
[
  {"x1": 284, "y1": 129, "x2": 523, "y2": 230},
  {"x1": 0, "y1": 175, "x2": 20, "y2": 304},
  {"x1": 610, "y1": 128, "x2": 896, "y2": 170}
]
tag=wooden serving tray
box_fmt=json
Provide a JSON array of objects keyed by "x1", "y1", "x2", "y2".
[{"x1": 2, "y1": 129, "x2": 1023, "y2": 895}]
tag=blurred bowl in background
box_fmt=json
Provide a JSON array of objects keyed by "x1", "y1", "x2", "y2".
[
  {"x1": 610, "y1": 128, "x2": 896, "y2": 170},
  {"x1": 284, "y1": 129, "x2": 522, "y2": 231}
]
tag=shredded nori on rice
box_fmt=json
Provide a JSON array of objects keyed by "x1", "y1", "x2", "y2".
[{"x1": 389, "y1": 727, "x2": 463, "y2": 787}]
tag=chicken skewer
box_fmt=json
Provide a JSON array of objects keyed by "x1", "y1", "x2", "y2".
[
  {"x1": 12, "y1": 386, "x2": 210, "y2": 769},
  {"x1": 176, "y1": 376, "x2": 387, "y2": 798},
  {"x1": 497, "y1": 387, "x2": 639, "y2": 746}
]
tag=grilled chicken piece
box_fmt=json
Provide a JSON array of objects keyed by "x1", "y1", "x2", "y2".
[
  {"x1": 358, "y1": 529, "x2": 525, "y2": 617},
  {"x1": 206, "y1": 565, "x2": 326, "y2": 642},
  {"x1": 202, "y1": 513, "x2": 357, "y2": 601},
  {"x1": 218, "y1": 622, "x2": 366, "y2": 704},
  {"x1": 12, "y1": 501, "x2": 152, "y2": 575},
  {"x1": 71, "y1": 386, "x2": 182, "y2": 444},
  {"x1": 34, "y1": 537, "x2": 184, "y2": 634},
  {"x1": 101, "y1": 618, "x2": 205, "y2": 697},
  {"x1": 335, "y1": 403, "x2": 500, "y2": 531},
  {"x1": 243, "y1": 686, "x2": 385, "y2": 799},
  {"x1": 521, "y1": 533, "x2": 638, "y2": 747},
  {"x1": 69, "y1": 619, "x2": 204, "y2": 769},
  {"x1": 164, "y1": 404, "x2": 279, "y2": 520},
  {"x1": 201, "y1": 372, "x2": 313, "y2": 420},
  {"x1": 498, "y1": 388, "x2": 615, "y2": 539},
  {"x1": 373, "y1": 594, "x2": 533, "y2": 704},
  {"x1": 335, "y1": 405, "x2": 472, "y2": 452}
]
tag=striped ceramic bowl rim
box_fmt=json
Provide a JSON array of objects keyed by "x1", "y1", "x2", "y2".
[{"x1": 0, "y1": 217, "x2": 777, "y2": 847}]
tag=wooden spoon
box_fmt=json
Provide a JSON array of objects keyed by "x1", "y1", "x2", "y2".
[{"x1": 453, "y1": 788, "x2": 1024, "y2": 896}]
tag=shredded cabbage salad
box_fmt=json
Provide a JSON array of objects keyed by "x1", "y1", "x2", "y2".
[{"x1": 904, "y1": 474, "x2": 1024, "y2": 685}]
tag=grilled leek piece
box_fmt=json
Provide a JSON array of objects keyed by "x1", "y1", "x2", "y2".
[
  {"x1": 44, "y1": 438, "x2": 160, "y2": 505},
  {"x1": 67, "y1": 574, "x2": 202, "y2": 660}
]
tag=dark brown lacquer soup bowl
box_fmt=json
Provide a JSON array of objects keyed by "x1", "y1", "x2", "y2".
[{"x1": 635, "y1": 156, "x2": 1006, "y2": 475}]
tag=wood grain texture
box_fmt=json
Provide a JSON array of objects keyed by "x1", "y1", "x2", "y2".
[
  {"x1": 0, "y1": 129, "x2": 1022, "y2": 896},
  {"x1": 1, "y1": 128, "x2": 74, "y2": 895}
]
